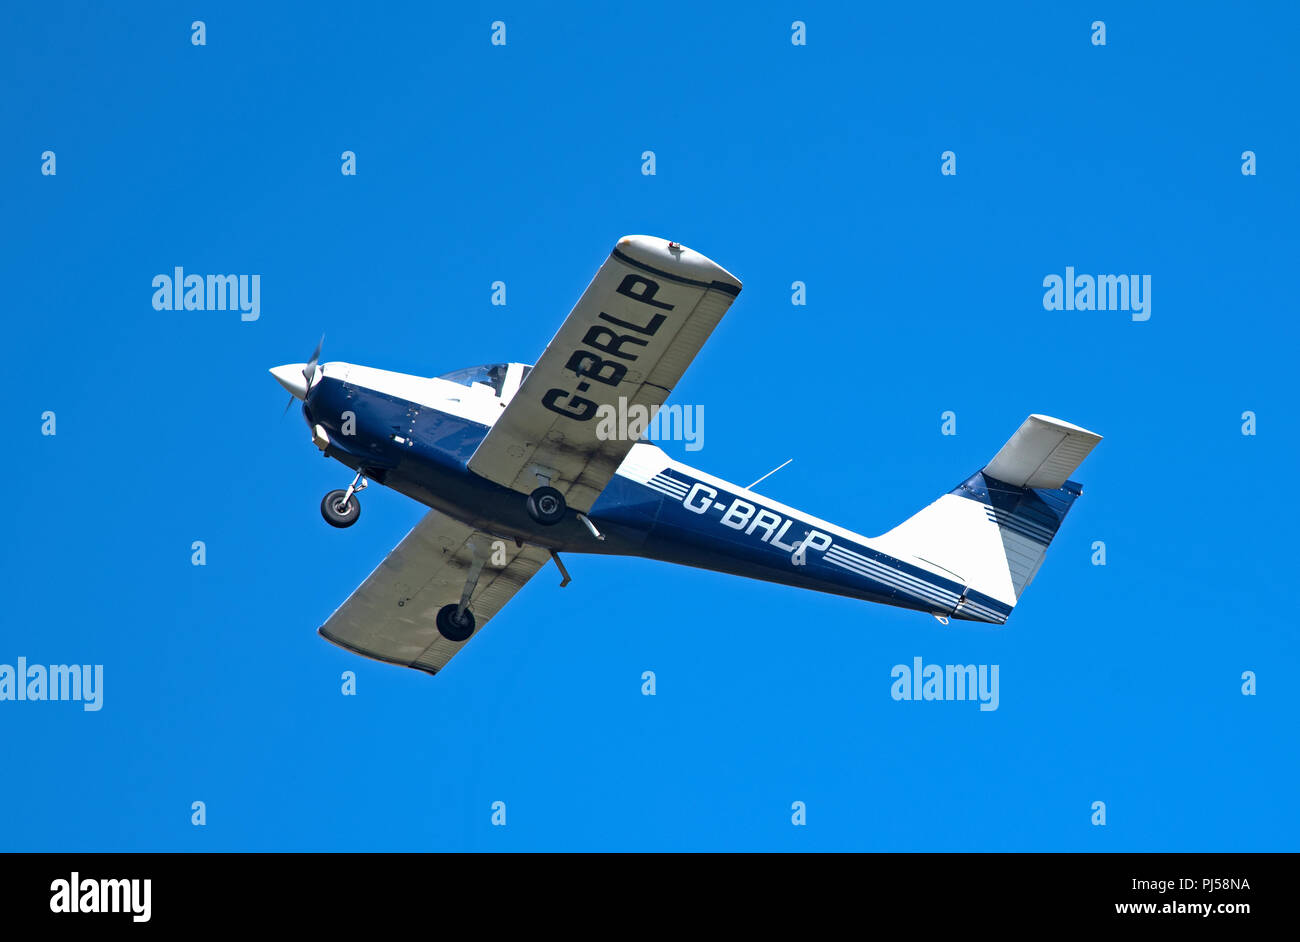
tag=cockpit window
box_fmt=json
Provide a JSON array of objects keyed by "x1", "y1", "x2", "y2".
[{"x1": 437, "y1": 363, "x2": 510, "y2": 396}]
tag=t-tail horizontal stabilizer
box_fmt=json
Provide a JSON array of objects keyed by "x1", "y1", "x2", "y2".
[{"x1": 872, "y1": 415, "x2": 1102, "y2": 624}]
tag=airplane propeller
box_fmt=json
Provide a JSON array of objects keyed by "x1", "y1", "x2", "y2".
[{"x1": 273, "y1": 335, "x2": 324, "y2": 416}]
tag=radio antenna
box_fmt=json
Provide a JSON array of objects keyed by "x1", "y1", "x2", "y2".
[{"x1": 747, "y1": 458, "x2": 793, "y2": 491}]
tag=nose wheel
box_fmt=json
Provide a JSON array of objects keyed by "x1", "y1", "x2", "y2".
[
  {"x1": 321, "y1": 490, "x2": 360, "y2": 527},
  {"x1": 321, "y1": 472, "x2": 368, "y2": 528}
]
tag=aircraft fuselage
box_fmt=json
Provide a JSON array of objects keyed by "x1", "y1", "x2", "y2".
[{"x1": 301, "y1": 364, "x2": 1010, "y2": 623}]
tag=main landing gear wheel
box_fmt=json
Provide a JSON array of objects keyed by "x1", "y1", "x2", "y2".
[
  {"x1": 436, "y1": 603, "x2": 476, "y2": 642},
  {"x1": 321, "y1": 489, "x2": 361, "y2": 528},
  {"x1": 526, "y1": 485, "x2": 566, "y2": 526}
]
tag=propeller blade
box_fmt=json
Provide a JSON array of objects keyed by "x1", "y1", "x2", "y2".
[{"x1": 302, "y1": 335, "x2": 323, "y2": 393}]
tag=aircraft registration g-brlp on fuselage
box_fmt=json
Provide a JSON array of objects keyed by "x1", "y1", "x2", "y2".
[{"x1": 271, "y1": 236, "x2": 1102, "y2": 676}]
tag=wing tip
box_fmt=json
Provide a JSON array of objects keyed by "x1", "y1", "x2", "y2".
[
  {"x1": 614, "y1": 234, "x2": 742, "y2": 293},
  {"x1": 1025, "y1": 413, "x2": 1103, "y2": 444},
  {"x1": 317, "y1": 626, "x2": 440, "y2": 676}
]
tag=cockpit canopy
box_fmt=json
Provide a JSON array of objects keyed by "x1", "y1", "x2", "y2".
[{"x1": 436, "y1": 363, "x2": 532, "y2": 399}]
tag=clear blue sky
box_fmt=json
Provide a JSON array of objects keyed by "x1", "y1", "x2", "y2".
[{"x1": 2, "y1": 1, "x2": 1296, "y2": 851}]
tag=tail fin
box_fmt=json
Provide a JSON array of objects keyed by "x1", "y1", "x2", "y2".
[{"x1": 872, "y1": 415, "x2": 1102, "y2": 624}]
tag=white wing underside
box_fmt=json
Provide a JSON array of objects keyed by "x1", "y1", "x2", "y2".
[
  {"x1": 319, "y1": 510, "x2": 551, "y2": 675},
  {"x1": 467, "y1": 235, "x2": 743, "y2": 512}
]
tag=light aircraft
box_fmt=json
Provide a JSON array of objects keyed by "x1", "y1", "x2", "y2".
[{"x1": 271, "y1": 236, "x2": 1102, "y2": 676}]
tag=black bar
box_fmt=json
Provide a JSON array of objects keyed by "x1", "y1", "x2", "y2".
[{"x1": 1, "y1": 852, "x2": 1283, "y2": 928}]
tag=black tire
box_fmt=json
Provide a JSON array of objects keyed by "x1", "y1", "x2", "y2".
[
  {"x1": 526, "y1": 485, "x2": 566, "y2": 525},
  {"x1": 436, "y1": 603, "x2": 476, "y2": 642},
  {"x1": 321, "y1": 489, "x2": 361, "y2": 528}
]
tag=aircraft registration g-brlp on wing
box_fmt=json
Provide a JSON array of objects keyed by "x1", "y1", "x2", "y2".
[{"x1": 271, "y1": 235, "x2": 1102, "y2": 676}]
